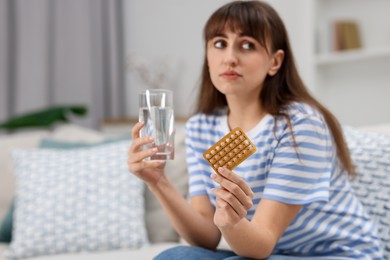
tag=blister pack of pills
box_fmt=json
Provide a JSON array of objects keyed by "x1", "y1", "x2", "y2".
[{"x1": 203, "y1": 127, "x2": 257, "y2": 173}]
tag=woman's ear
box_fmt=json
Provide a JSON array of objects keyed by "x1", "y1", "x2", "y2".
[{"x1": 268, "y1": 50, "x2": 284, "y2": 76}]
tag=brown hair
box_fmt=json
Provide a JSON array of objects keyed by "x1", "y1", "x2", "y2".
[{"x1": 195, "y1": 1, "x2": 355, "y2": 176}]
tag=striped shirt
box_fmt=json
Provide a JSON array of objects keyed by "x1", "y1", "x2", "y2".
[{"x1": 185, "y1": 102, "x2": 383, "y2": 259}]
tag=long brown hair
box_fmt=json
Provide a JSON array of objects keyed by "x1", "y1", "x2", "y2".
[{"x1": 195, "y1": 1, "x2": 355, "y2": 176}]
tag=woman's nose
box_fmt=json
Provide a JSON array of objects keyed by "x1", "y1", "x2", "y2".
[{"x1": 223, "y1": 47, "x2": 238, "y2": 66}]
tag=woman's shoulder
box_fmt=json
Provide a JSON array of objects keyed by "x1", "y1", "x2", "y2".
[
  {"x1": 283, "y1": 102, "x2": 322, "y2": 119},
  {"x1": 280, "y1": 102, "x2": 327, "y2": 130}
]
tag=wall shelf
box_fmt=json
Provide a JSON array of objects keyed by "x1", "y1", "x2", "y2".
[
  {"x1": 310, "y1": 0, "x2": 390, "y2": 126},
  {"x1": 315, "y1": 46, "x2": 390, "y2": 66}
]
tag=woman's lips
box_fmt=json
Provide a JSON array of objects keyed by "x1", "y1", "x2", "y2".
[{"x1": 220, "y1": 71, "x2": 242, "y2": 80}]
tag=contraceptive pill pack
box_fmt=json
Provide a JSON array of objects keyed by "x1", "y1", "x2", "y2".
[{"x1": 203, "y1": 127, "x2": 257, "y2": 173}]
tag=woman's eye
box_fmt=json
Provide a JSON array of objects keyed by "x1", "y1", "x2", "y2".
[
  {"x1": 214, "y1": 40, "x2": 226, "y2": 49},
  {"x1": 242, "y1": 42, "x2": 255, "y2": 50}
]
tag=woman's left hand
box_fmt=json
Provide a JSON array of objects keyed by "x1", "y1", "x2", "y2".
[{"x1": 211, "y1": 167, "x2": 254, "y2": 228}]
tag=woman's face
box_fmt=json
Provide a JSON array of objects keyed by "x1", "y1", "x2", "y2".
[{"x1": 207, "y1": 29, "x2": 281, "y2": 99}]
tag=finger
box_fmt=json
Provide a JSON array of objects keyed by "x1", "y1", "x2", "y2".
[
  {"x1": 218, "y1": 167, "x2": 254, "y2": 198},
  {"x1": 212, "y1": 173, "x2": 253, "y2": 210},
  {"x1": 213, "y1": 188, "x2": 248, "y2": 218},
  {"x1": 129, "y1": 136, "x2": 155, "y2": 153},
  {"x1": 128, "y1": 147, "x2": 158, "y2": 163},
  {"x1": 128, "y1": 159, "x2": 164, "y2": 173},
  {"x1": 131, "y1": 121, "x2": 145, "y2": 139}
]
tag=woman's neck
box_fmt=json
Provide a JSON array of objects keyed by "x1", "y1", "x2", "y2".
[{"x1": 226, "y1": 98, "x2": 266, "y2": 132}]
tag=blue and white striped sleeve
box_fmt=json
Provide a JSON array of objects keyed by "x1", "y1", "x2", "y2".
[{"x1": 263, "y1": 115, "x2": 333, "y2": 205}]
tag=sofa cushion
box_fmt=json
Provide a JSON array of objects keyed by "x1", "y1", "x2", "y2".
[
  {"x1": 0, "y1": 124, "x2": 110, "y2": 243},
  {"x1": 0, "y1": 137, "x2": 135, "y2": 244},
  {"x1": 5, "y1": 140, "x2": 149, "y2": 259},
  {"x1": 345, "y1": 127, "x2": 390, "y2": 257}
]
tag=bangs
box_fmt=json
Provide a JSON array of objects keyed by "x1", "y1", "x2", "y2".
[{"x1": 204, "y1": 2, "x2": 269, "y2": 48}]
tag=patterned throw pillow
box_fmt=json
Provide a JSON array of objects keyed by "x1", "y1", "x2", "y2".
[
  {"x1": 0, "y1": 136, "x2": 129, "y2": 244},
  {"x1": 345, "y1": 127, "x2": 390, "y2": 258},
  {"x1": 5, "y1": 140, "x2": 149, "y2": 259}
]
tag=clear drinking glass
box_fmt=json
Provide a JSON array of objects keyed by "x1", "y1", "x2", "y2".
[{"x1": 139, "y1": 89, "x2": 175, "y2": 160}]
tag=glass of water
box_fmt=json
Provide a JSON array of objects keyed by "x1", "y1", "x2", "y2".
[{"x1": 139, "y1": 89, "x2": 175, "y2": 160}]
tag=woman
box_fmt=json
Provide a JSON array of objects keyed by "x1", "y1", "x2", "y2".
[{"x1": 128, "y1": 1, "x2": 383, "y2": 259}]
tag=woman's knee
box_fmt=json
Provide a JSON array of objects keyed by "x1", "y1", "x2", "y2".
[{"x1": 154, "y1": 245, "x2": 234, "y2": 260}]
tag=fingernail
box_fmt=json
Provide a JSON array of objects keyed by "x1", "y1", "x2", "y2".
[
  {"x1": 218, "y1": 167, "x2": 224, "y2": 173},
  {"x1": 149, "y1": 136, "x2": 154, "y2": 141},
  {"x1": 211, "y1": 173, "x2": 217, "y2": 179}
]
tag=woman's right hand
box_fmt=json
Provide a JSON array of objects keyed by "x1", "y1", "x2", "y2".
[{"x1": 127, "y1": 121, "x2": 166, "y2": 186}]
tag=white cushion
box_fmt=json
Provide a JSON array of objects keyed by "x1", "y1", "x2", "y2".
[
  {"x1": 345, "y1": 127, "x2": 390, "y2": 258},
  {"x1": 6, "y1": 140, "x2": 149, "y2": 259},
  {"x1": 0, "y1": 124, "x2": 108, "y2": 219},
  {"x1": 0, "y1": 131, "x2": 50, "y2": 219}
]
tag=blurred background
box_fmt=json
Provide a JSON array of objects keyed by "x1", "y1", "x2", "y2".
[{"x1": 1, "y1": 0, "x2": 390, "y2": 130}]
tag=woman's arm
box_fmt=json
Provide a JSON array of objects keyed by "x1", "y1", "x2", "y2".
[
  {"x1": 212, "y1": 167, "x2": 302, "y2": 259},
  {"x1": 220, "y1": 199, "x2": 301, "y2": 258},
  {"x1": 128, "y1": 122, "x2": 221, "y2": 249},
  {"x1": 148, "y1": 177, "x2": 221, "y2": 249}
]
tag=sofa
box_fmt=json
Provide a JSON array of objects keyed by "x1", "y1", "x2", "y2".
[{"x1": 0, "y1": 122, "x2": 389, "y2": 260}]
